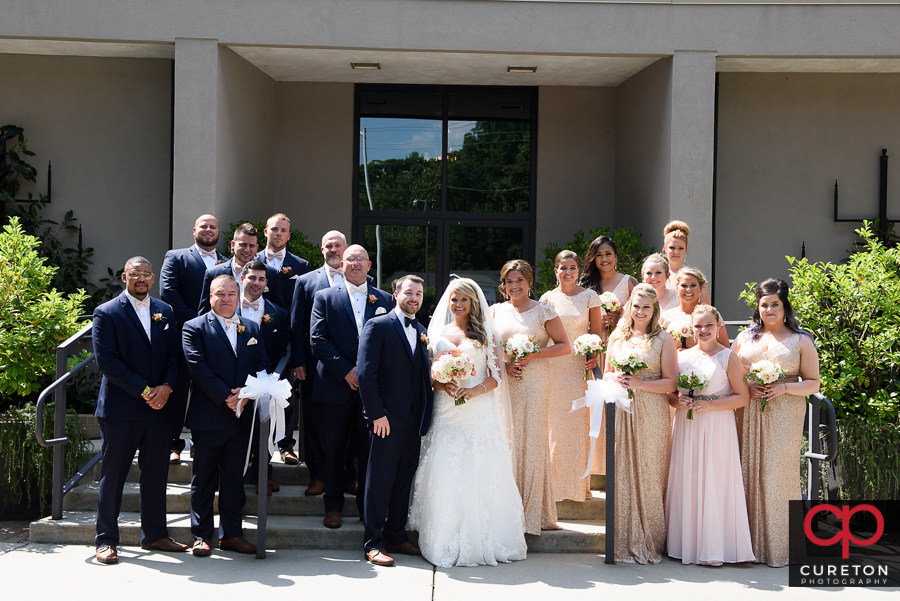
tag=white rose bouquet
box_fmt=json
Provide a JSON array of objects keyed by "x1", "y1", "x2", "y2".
[
  {"x1": 744, "y1": 360, "x2": 786, "y2": 412},
  {"x1": 431, "y1": 349, "x2": 477, "y2": 406},
  {"x1": 504, "y1": 334, "x2": 540, "y2": 382},
  {"x1": 609, "y1": 351, "x2": 649, "y2": 399},
  {"x1": 598, "y1": 292, "x2": 621, "y2": 338},
  {"x1": 573, "y1": 333, "x2": 605, "y2": 381},
  {"x1": 676, "y1": 369, "x2": 708, "y2": 420}
]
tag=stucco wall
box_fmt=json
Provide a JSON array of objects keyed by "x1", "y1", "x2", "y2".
[
  {"x1": 1, "y1": 53, "x2": 171, "y2": 294},
  {"x1": 536, "y1": 85, "x2": 616, "y2": 260},
  {"x1": 273, "y1": 82, "x2": 355, "y2": 249},
  {"x1": 715, "y1": 72, "x2": 900, "y2": 322}
]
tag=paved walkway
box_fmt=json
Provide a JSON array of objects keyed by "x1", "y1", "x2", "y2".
[{"x1": 1, "y1": 542, "x2": 896, "y2": 599}]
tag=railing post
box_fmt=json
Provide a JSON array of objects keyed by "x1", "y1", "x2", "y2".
[
  {"x1": 807, "y1": 396, "x2": 821, "y2": 503},
  {"x1": 52, "y1": 346, "x2": 67, "y2": 520},
  {"x1": 256, "y1": 412, "x2": 269, "y2": 559},
  {"x1": 604, "y1": 402, "x2": 615, "y2": 564}
]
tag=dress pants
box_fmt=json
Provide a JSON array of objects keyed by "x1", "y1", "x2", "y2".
[
  {"x1": 190, "y1": 426, "x2": 249, "y2": 541},
  {"x1": 95, "y1": 413, "x2": 170, "y2": 547},
  {"x1": 320, "y1": 393, "x2": 369, "y2": 515},
  {"x1": 363, "y1": 415, "x2": 421, "y2": 550},
  {"x1": 168, "y1": 352, "x2": 191, "y2": 454}
]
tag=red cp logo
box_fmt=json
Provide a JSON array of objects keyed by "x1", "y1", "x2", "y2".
[{"x1": 803, "y1": 504, "x2": 884, "y2": 559}]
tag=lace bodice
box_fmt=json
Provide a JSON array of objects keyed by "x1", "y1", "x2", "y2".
[
  {"x1": 677, "y1": 347, "x2": 733, "y2": 397},
  {"x1": 432, "y1": 336, "x2": 500, "y2": 389},
  {"x1": 735, "y1": 331, "x2": 801, "y2": 377}
]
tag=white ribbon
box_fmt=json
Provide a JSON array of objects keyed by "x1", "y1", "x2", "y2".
[
  {"x1": 237, "y1": 371, "x2": 292, "y2": 475},
  {"x1": 570, "y1": 379, "x2": 633, "y2": 479}
]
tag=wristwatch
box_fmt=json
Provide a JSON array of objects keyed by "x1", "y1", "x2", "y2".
[{"x1": 141, "y1": 385, "x2": 153, "y2": 398}]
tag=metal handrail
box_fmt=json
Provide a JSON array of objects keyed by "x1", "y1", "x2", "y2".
[
  {"x1": 805, "y1": 393, "x2": 839, "y2": 503},
  {"x1": 35, "y1": 352, "x2": 95, "y2": 447}
]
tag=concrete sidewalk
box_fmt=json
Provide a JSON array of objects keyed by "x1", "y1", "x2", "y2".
[{"x1": 1, "y1": 543, "x2": 896, "y2": 599}]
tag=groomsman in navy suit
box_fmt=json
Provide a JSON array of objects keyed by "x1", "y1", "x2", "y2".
[
  {"x1": 92, "y1": 257, "x2": 187, "y2": 564},
  {"x1": 255, "y1": 213, "x2": 310, "y2": 313},
  {"x1": 310, "y1": 245, "x2": 394, "y2": 529},
  {"x1": 160, "y1": 214, "x2": 226, "y2": 463},
  {"x1": 357, "y1": 275, "x2": 434, "y2": 566},
  {"x1": 183, "y1": 275, "x2": 268, "y2": 557},
  {"x1": 239, "y1": 260, "x2": 290, "y2": 495},
  {"x1": 289, "y1": 230, "x2": 352, "y2": 491},
  {"x1": 198, "y1": 223, "x2": 283, "y2": 315}
]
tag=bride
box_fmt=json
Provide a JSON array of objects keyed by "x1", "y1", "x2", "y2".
[{"x1": 408, "y1": 278, "x2": 527, "y2": 567}]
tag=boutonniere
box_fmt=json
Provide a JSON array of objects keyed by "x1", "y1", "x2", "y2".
[
  {"x1": 368, "y1": 294, "x2": 377, "y2": 304},
  {"x1": 420, "y1": 333, "x2": 429, "y2": 345},
  {"x1": 262, "y1": 313, "x2": 272, "y2": 324},
  {"x1": 236, "y1": 322, "x2": 246, "y2": 335},
  {"x1": 281, "y1": 266, "x2": 292, "y2": 276},
  {"x1": 151, "y1": 312, "x2": 165, "y2": 323}
]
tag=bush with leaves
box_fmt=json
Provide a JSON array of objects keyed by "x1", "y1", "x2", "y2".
[
  {"x1": 0, "y1": 217, "x2": 87, "y2": 409},
  {"x1": 223, "y1": 220, "x2": 322, "y2": 270},
  {"x1": 535, "y1": 226, "x2": 654, "y2": 295}
]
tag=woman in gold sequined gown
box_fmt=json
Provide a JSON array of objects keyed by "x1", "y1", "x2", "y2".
[
  {"x1": 732, "y1": 278, "x2": 820, "y2": 568},
  {"x1": 660, "y1": 268, "x2": 729, "y2": 351},
  {"x1": 539, "y1": 251, "x2": 603, "y2": 502},
  {"x1": 492, "y1": 259, "x2": 571, "y2": 535},
  {"x1": 603, "y1": 284, "x2": 678, "y2": 563}
]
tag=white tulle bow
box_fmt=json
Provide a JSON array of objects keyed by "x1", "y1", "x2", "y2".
[
  {"x1": 571, "y1": 379, "x2": 633, "y2": 478},
  {"x1": 238, "y1": 371, "x2": 292, "y2": 475}
]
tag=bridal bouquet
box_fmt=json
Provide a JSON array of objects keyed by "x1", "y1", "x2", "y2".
[
  {"x1": 573, "y1": 333, "x2": 605, "y2": 381},
  {"x1": 667, "y1": 319, "x2": 694, "y2": 349},
  {"x1": 431, "y1": 349, "x2": 477, "y2": 406},
  {"x1": 744, "y1": 360, "x2": 785, "y2": 412},
  {"x1": 609, "y1": 352, "x2": 648, "y2": 399},
  {"x1": 504, "y1": 334, "x2": 540, "y2": 382},
  {"x1": 676, "y1": 369, "x2": 708, "y2": 420}
]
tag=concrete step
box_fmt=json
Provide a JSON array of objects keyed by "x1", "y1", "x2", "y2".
[
  {"x1": 556, "y1": 490, "x2": 605, "y2": 520},
  {"x1": 64, "y1": 482, "x2": 359, "y2": 516},
  {"x1": 30, "y1": 511, "x2": 605, "y2": 553}
]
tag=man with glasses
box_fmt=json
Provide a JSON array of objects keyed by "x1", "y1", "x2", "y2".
[{"x1": 92, "y1": 257, "x2": 186, "y2": 564}]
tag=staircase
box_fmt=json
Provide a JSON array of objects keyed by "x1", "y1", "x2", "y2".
[{"x1": 30, "y1": 443, "x2": 606, "y2": 552}]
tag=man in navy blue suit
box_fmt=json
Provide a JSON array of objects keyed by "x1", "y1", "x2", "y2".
[
  {"x1": 183, "y1": 275, "x2": 268, "y2": 557},
  {"x1": 310, "y1": 245, "x2": 394, "y2": 529},
  {"x1": 288, "y1": 230, "x2": 350, "y2": 491},
  {"x1": 255, "y1": 213, "x2": 310, "y2": 312},
  {"x1": 198, "y1": 223, "x2": 283, "y2": 315},
  {"x1": 160, "y1": 214, "x2": 226, "y2": 463},
  {"x1": 92, "y1": 257, "x2": 187, "y2": 564},
  {"x1": 239, "y1": 260, "x2": 290, "y2": 496},
  {"x1": 357, "y1": 275, "x2": 434, "y2": 566}
]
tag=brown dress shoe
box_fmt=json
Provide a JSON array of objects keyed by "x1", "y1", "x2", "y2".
[
  {"x1": 385, "y1": 541, "x2": 421, "y2": 556},
  {"x1": 344, "y1": 481, "x2": 358, "y2": 496},
  {"x1": 219, "y1": 537, "x2": 257, "y2": 554},
  {"x1": 280, "y1": 449, "x2": 300, "y2": 465},
  {"x1": 365, "y1": 548, "x2": 395, "y2": 566},
  {"x1": 169, "y1": 451, "x2": 182, "y2": 464},
  {"x1": 253, "y1": 480, "x2": 273, "y2": 496},
  {"x1": 143, "y1": 537, "x2": 189, "y2": 552},
  {"x1": 191, "y1": 539, "x2": 211, "y2": 557},
  {"x1": 96, "y1": 545, "x2": 118, "y2": 564},
  {"x1": 323, "y1": 512, "x2": 342, "y2": 529},
  {"x1": 269, "y1": 478, "x2": 280, "y2": 493},
  {"x1": 305, "y1": 480, "x2": 325, "y2": 496}
]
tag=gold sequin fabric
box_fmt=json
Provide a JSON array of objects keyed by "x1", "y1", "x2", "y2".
[
  {"x1": 540, "y1": 288, "x2": 602, "y2": 502},
  {"x1": 735, "y1": 331, "x2": 805, "y2": 568},
  {"x1": 612, "y1": 334, "x2": 670, "y2": 564},
  {"x1": 492, "y1": 301, "x2": 561, "y2": 535}
]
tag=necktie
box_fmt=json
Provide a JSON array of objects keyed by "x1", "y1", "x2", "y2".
[
  {"x1": 405, "y1": 316, "x2": 418, "y2": 328},
  {"x1": 346, "y1": 282, "x2": 367, "y2": 295},
  {"x1": 266, "y1": 249, "x2": 285, "y2": 260},
  {"x1": 242, "y1": 299, "x2": 260, "y2": 311},
  {"x1": 200, "y1": 250, "x2": 217, "y2": 259},
  {"x1": 224, "y1": 315, "x2": 240, "y2": 328},
  {"x1": 136, "y1": 298, "x2": 150, "y2": 309}
]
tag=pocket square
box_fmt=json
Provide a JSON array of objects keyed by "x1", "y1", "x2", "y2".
[
  {"x1": 272, "y1": 329, "x2": 277, "y2": 333},
  {"x1": 290, "y1": 275, "x2": 299, "y2": 280},
  {"x1": 375, "y1": 307, "x2": 387, "y2": 316},
  {"x1": 164, "y1": 324, "x2": 169, "y2": 330},
  {"x1": 247, "y1": 337, "x2": 258, "y2": 346}
]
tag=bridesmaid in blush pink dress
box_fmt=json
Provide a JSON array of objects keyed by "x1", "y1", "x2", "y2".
[{"x1": 665, "y1": 305, "x2": 754, "y2": 565}]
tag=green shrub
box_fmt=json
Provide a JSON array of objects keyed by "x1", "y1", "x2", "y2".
[
  {"x1": 0, "y1": 218, "x2": 87, "y2": 408},
  {"x1": 535, "y1": 226, "x2": 654, "y2": 295},
  {"x1": 224, "y1": 220, "x2": 322, "y2": 270},
  {"x1": 837, "y1": 415, "x2": 900, "y2": 499}
]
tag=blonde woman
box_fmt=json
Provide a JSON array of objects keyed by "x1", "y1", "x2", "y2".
[
  {"x1": 603, "y1": 284, "x2": 677, "y2": 563},
  {"x1": 662, "y1": 221, "x2": 710, "y2": 304},
  {"x1": 660, "y1": 268, "x2": 729, "y2": 350},
  {"x1": 642, "y1": 253, "x2": 679, "y2": 312}
]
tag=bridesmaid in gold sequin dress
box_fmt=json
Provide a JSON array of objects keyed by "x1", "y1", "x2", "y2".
[
  {"x1": 580, "y1": 236, "x2": 636, "y2": 476},
  {"x1": 492, "y1": 259, "x2": 571, "y2": 535},
  {"x1": 603, "y1": 284, "x2": 678, "y2": 563},
  {"x1": 660, "y1": 268, "x2": 729, "y2": 351},
  {"x1": 540, "y1": 250, "x2": 603, "y2": 502},
  {"x1": 732, "y1": 278, "x2": 820, "y2": 568}
]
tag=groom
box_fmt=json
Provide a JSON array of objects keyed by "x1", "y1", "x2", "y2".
[{"x1": 357, "y1": 275, "x2": 433, "y2": 566}]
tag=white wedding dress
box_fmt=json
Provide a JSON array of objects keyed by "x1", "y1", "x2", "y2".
[{"x1": 408, "y1": 335, "x2": 528, "y2": 567}]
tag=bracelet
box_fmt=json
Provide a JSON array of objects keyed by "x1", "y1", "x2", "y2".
[{"x1": 479, "y1": 383, "x2": 487, "y2": 395}]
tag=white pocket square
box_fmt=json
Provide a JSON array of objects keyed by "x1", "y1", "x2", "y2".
[
  {"x1": 272, "y1": 329, "x2": 277, "y2": 333},
  {"x1": 290, "y1": 275, "x2": 299, "y2": 280},
  {"x1": 247, "y1": 337, "x2": 258, "y2": 346},
  {"x1": 164, "y1": 324, "x2": 169, "y2": 330},
  {"x1": 375, "y1": 307, "x2": 387, "y2": 315}
]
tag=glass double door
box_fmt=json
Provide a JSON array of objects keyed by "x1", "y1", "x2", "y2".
[{"x1": 359, "y1": 219, "x2": 527, "y2": 320}]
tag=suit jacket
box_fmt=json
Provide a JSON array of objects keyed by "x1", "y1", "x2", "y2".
[
  {"x1": 197, "y1": 259, "x2": 284, "y2": 316},
  {"x1": 182, "y1": 312, "x2": 268, "y2": 432},
  {"x1": 160, "y1": 246, "x2": 226, "y2": 327},
  {"x1": 310, "y1": 284, "x2": 394, "y2": 405},
  {"x1": 239, "y1": 298, "x2": 290, "y2": 373},
  {"x1": 92, "y1": 293, "x2": 180, "y2": 421},
  {"x1": 290, "y1": 268, "x2": 375, "y2": 369},
  {"x1": 357, "y1": 311, "x2": 434, "y2": 436},
  {"x1": 256, "y1": 249, "x2": 310, "y2": 311}
]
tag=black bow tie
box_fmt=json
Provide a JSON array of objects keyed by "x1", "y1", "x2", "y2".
[{"x1": 404, "y1": 316, "x2": 418, "y2": 328}]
